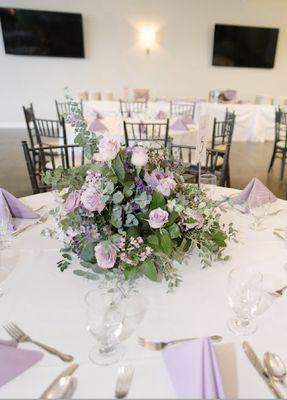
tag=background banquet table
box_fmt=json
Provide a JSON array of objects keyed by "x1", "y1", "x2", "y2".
[
  {"x1": 83, "y1": 100, "x2": 277, "y2": 143},
  {"x1": 1, "y1": 186, "x2": 287, "y2": 398}
]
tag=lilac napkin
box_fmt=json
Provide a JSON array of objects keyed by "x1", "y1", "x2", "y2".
[
  {"x1": 0, "y1": 188, "x2": 38, "y2": 231},
  {"x1": 170, "y1": 118, "x2": 189, "y2": 131},
  {"x1": 90, "y1": 109, "x2": 104, "y2": 119},
  {"x1": 156, "y1": 110, "x2": 168, "y2": 120},
  {"x1": 0, "y1": 339, "x2": 43, "y2": 388},
  {"x1": 232, "y1": 177, "x2": 276, "y2": 213},
  {"x1": 181, "y1": 114, "x2": 194, "y2": 124},
  {"x1": 88, "y1": 118, "x2": 108, "y2": 132},
  {"x1": 162, "y1": 337, "x2": 225, "y2": 399}
]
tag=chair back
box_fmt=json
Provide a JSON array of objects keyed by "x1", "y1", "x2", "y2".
[
  {"x1": 120, "y1": 100, "x2": 148, "y2": 117},
  {"x1": 33, "y1": 117, "x2": 67, "y2": 147},
  {"x1": 23, "y1": 103, "x2": 37, "y2": 148},
  {"x1": 55, "y1": 99, "x2": 83, "y2": 121},
  {"x1": 123, "y1": 120, "x2": 170, "y2": 147},
  {"x1": 211, "y1": 114, "x2": 235, "y2": 148},
  {"x1": 170, "y1": 101, "x2": 196, "y2": 119},
  {"x1": 22, "y1": 141, "x2": 86, "y2": 194}
]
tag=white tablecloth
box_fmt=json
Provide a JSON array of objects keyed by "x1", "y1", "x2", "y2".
[
  {"x1": 1, "y1": 186, "x2": 287, "y2": 398},
  {"x1": 83, "y1": 101, "x2": 277, "y2": 143}
]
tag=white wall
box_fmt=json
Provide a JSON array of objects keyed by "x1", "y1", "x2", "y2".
[{"x1": 0, "y1": 0, "x2": 287, "y2": 124}]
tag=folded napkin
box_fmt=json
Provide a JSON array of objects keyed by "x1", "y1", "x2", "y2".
[
  {"x1": 162, "y1": 337, "x2": 225, "y2": 399},
  {"x1": 0, "y1": 188, "x2": 38, "y2": 231},
  {"x1": 232, "y1": 177, "x2": 276, "y2": 213},
  {"x1": 170, "y1": 118, "x2": 189, "y2": 131},
  {"x1": 181, "y1": 114, "x2": 194, "y2": 125},
  {"x1": 156, "y1": 110, "x2": 168, "y2": 120},
  {"x1": 0, "y1": 339, "x2": 43, "y2": 388},
  {"x1": 90, "y1": 109, "x2": 104, "y2": 119},
  {"x1": 88, "y1": 118, "x2": 108, "y2": 132}
]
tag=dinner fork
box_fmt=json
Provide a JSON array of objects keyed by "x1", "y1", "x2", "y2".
[
  {"x1": 138, "y1": 334, "x2": 223, "y2": 350},
  {"x1": 12, "y1": 213, "x2": 49, "y2": 237},
  {"x1": 4, "y1": 322, "x2": 74, "y2": 362},
  {"x1": 115, "y1": 365, "x2": 135, "y2": 399}
]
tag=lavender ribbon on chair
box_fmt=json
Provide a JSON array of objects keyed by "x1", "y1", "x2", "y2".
[
  {"x1": 231, "y1": 177, "x2": 276, "y2": 213},
  {"x1": 162, "y1": 337, "x2": 225, "y2": 399},
  {"x1": 0, "y1": 339, "x2": 43, "y2": 388}
]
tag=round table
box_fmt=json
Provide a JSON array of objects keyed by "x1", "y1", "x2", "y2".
[{"x1": 1, "y1": 186, "x2": 287, "y2": 399}]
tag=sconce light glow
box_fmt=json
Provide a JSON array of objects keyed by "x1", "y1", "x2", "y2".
[{"x1": 139, "y1": 26, "x2": 156, "y2": 54}]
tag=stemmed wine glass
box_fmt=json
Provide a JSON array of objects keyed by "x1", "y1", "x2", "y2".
[
  {"x1": 248, "y1": 191, "x2": 270, "y2": 231},
  {"x1": 227, "y1": 267, "x2": 263, "y2": 335}
]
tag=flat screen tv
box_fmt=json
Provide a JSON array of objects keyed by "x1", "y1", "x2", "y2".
[
  {"x1": 212, "y1": 24, "x2": 279, "y2": 68},
  {"x1": 0, "y1": 7, "x2": 84, "y2": 58}
]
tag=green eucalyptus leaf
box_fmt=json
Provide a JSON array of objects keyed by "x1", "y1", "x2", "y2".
[{"x1": 140, "y1": 259, "x2": 158, "y2": 281}]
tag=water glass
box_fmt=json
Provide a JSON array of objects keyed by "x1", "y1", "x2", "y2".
[
  {"x1": 227, "y1": 267, "x2": 262, "y2": 335},
  {"x1": 199, "y1": 173, "x2": 217, "y2": 197},
  {"x1": 248, "y1": 191, "x2": 270, "y2": 231},
  {"x1": 85, "y1": 289, "x2": 125, "y2": 365}
]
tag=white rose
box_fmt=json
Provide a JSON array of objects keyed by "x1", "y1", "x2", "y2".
[
  {"x1": 131, "y1": 146, "x2": 148, "y2": 167},
  {"x1": 93, "y1": 137, "x2": 119, "y2": 162}
]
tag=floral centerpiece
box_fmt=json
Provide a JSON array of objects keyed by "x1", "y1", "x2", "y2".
[{"x1": 44, "y1": 96, "x2": 236, "y2": 290}]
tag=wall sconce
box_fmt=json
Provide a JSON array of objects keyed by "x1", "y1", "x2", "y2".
[{"x1": 138, "y1": 26, "x2": 156, "y2": 55}]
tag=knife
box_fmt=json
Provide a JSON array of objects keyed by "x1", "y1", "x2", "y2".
[
  {"x1": 39, "y1": 363, "x2": 78, "y2": 399},
  {"x1": 242, "y1": 341, "x2": 284, "y2": 399}
]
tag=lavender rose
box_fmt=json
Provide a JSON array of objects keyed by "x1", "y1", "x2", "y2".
[
  {"x1": 148, "y1": 207, "x2": 169, "y2": 229},
  {"x1": 64, "y1": 190, "x2": 81, "y2": 213},
  {"x1": 81, "y1": 187, "x2": 105, "y2": 212},
  {"x1": 131, "y1": 146, "x2": 148, "y2": 167},
  {"x1": 95, "y1": 241, "x2": 117, "y2": 269},
  {"x1": 93, "y1": 137, "x2": 119, "y2": 162},
  {"x1": 156, "y1": 177, "x2": 177, "y2": 196}
]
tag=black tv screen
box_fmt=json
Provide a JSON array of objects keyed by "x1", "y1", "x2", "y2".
[
  {"x1": 212, "y1": 24, "x2": 279, "y2": 68},
  {"x1": 0, "y1": 7, "x2": 84, "y2": 58}
]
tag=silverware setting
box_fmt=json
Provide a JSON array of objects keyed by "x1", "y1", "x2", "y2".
[
  {"x1": 115, "y1": 365, "x2": 135, "y2": 399},
  {"x1": 268, "y1": 285, "x2": 287, "y2": 298},
  {"x1": 138, "y1": 334, "x2": 223, "y2": 350},
  {"x1": 269, "y1": 209, "x2": 287, "y2": 216},
  {"x1": 264, "y1": 352, "x2": 287, "y2": 389},
  {"x1": 243, "y1": 341, "x2": 284, "y2": 399},
  {"x1": 12, "y1": 213, "x2": 49, "y2": 237},
  {"x1": 4, "y1": 322, "x2": 74, "y2": 362},
  {"x1": 39, "y1": 364, "x2": 78, "y2": 399}
]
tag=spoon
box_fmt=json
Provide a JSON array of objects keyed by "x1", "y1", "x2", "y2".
[
  {"x1": 40, "y1": 376, "x2": 75, "y2": 399},
  {"x1": 264, "y1": 352, "x2": 287, "y2": 388}
]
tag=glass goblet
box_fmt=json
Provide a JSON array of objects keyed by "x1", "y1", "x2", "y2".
[
  {"x1": 85, "y1": 289, "x2": 124, "y2": 366},
  {"x1": 227, "y1": 267, "x2": 262, "y2": 335},
  {"x1": 199, "y1": 173, "x2": 217, "y2": 198},
  {"x1": 248, "y1": 191, "x2": 270, "y2": 231}
]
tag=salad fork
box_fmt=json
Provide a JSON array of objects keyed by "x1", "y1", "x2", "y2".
[
  {"x1": 4, "y1": 322, "x2": 73, "y2": 362},
  {"x1": 115, "y1": 365, "x2": 135, "y2": 399},
  {"x1": 12, "y1": 213, "x2": 49, "y2": 237},
  {"x1": 138, "y1": 334, "x2": 223, "y2": 350}
]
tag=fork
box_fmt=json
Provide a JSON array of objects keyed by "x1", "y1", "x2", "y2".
[
  {"x1": 268, "y1": 285, "x2": 287, "y2": 298},
  {"x1": 138, "y1": 334, "x2": 223, "y2": 350},
  {"x1": 12, "y1": 213, "x2": 49, "y2": 237},
  {"x1": 115, "y1": 365, "x2": 135, "y2": 399},
  {"x1": 4, "y1": 322, "x2": 74, "y2": 362}
]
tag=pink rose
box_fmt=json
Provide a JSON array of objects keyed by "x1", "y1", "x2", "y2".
[
  {"x1": 95, "y1": 241, "x2": 117, "y2": 269},
  {"x1": 93, "y1": 137, "x2": 119, "y2": 162},
  {"x1": 131, "y1": 146, "x2": 148, "y2": 167},
  {"x1": 81, "y1": 187, "x2": 105, "y2": 212},
  {"x1": 64, "y1": 190, "x2": 81, "y2": 213},
  {"x1": 148, "y1": 208, "x2": 169, "y2": 229},
  {"x1": 156, "y1": 177, "x2": 177, "y2": 196}
]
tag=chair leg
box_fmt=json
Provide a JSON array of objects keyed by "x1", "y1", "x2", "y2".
[
  {"x1": 226, "y1": 163, "x2": 231, "y2": 188},
  {"x1": 281, "y1": 151, "x2": 286, "y2": 181},
  {"x1": 268, "y1": 145, "x2": 277, "y2": 173}
]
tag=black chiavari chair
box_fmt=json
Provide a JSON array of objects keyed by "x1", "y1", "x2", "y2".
[
  {"x1": 123, "y1": 120, "x2": 170, "y2": 147},
  {"x1": 55, "y1": 99, "x2": 83, "y2": 121},
  {"x1": 22, "y1": 141, "x2": 87, "y2": 194},
  {"x1": 171, "y1": 145, "x2": 230, "y2": 186},
  {"x1": 170, "y1": 101, "x2": 196, "y2": 119},
  {"x1": 268, "y1": 109, "x2": 287, "y2": 180},
  {"x1": 33, "y1": 116, "x2": 67, "y2": 148},
  {"x1": 119, "y1": 100, "x2": 148, "y2": 118}
]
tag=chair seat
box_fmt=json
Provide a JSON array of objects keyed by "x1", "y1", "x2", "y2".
[
  {"x1": 45, "y1": 154, "x2": 84, "y2": 169},
  {"x1": 214, "y1": 143, "x2": 226, "y2": 151},
  {"x1": 42, "y1": 137, "x2": 62, "y2": 146}
]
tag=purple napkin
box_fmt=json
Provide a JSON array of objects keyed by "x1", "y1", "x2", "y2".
[
  {"x1": 171, "y1": 118, "x2": 189, "y2": 131},
  {"x1": 181, "y1": 114, "x2": 194, "y2": 124},
  {"x1": 0, "y1": 188, "x2": 38, "y2": 231},
  {"x1": 0, "y1": 339, "x2": 43, "y2": 388},
  {"x1": 90, "y1": 109, "x2": 103, "y2": 119},
  {"x1": 88, "y1": 118, "x2": 108, "y2": 132},
  {"x1": 232, "y1": 177, "x2": 276, "y2": 213},
  {"x1": 156, "y1": 110, "x2": 168, "y2": 120},
  {"x1": 162, "y1": 337, "x2": 225, "y2": 399}
]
